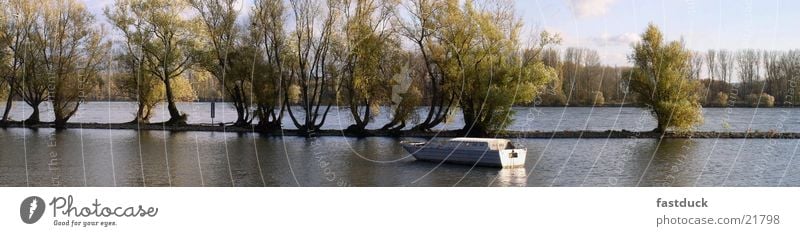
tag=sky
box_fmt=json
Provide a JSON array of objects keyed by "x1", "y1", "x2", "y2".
[
  {"x1": 518, "y1": 0, "x2": 800, "y2": 66},
  {"x1": 84, "y1": 0, "x2": 800, "y2": 66}
]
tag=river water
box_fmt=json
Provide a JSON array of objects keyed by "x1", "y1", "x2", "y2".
[{"x1": 0, "y1": 101, "x2": 799, "y2": 186}]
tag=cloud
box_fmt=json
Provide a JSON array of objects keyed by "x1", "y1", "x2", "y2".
[
  {"x1": 592, "y1": 32, "x2": 639, "y2": 46},
  {"x1": 567, "y1": 0, "x2": 617, "y2": 18}
]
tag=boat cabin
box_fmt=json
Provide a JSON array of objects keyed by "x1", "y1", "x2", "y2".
[{"x1": 446, "y1": 138, "x2": 518, "y2": 150}]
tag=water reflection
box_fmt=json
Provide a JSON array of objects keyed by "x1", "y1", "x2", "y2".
[
  {"x1": 637, "y1": 139, "x2": 699, "y2": 187},
  {"x1": 492, "y1": 168, "x2": 528, "y2": 187}
]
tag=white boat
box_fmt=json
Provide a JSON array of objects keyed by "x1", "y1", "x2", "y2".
[{"x1": 401, "y1": 138, "x2": 527, "y2": 168}]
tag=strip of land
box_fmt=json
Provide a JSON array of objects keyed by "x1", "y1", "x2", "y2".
[{"x1": 0, "y1": 122, "x2": 796, "y2": 139}]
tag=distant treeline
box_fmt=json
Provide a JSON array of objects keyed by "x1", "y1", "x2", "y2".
[{"x1": 529, "y1": 48, "x2": 800, "y2": 108}]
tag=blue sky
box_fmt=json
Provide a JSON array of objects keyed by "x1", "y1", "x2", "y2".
[
  {"x1": 519, "y1": 0, "x2": 800, "y2": 65},
  {"x1": 84, "y1": 0, "x2": 799, "y2": 66}
]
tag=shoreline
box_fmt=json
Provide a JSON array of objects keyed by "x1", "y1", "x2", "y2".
[
  {"x1": 0, "y1": 121, "x2": 796, "y2": 139},
  {"x1": 1, "y1": 100, "x2": 791, "y2": 108}
]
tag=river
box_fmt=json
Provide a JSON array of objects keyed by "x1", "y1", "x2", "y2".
[{"x1": 0, "y1": 101, "x2": 798, "y2": 186}]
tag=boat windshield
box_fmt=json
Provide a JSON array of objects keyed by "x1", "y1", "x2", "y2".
[{"x1": 506, "y1": 142, "x2": 514, "y2": 149}]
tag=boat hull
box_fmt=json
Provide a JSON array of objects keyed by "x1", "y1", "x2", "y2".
[{"x1": 402, "y1": 142, "x2": 526, "y2": 168}]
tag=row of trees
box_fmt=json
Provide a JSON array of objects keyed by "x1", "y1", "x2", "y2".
[
  {"x1": 538, "y1": 47, "x2": 629, "y2": 106},
  {"x1": 1, "y1": 0, "x2": 559, "y2": 136},
  {"x1": 694, "y1": 49, "x2": 800, "y2": 107},
  {"x1": 0, "y1": 0, "x2": 109, "y2": 127},
  {"x1": 524, "y1": 47, "x2": 800, "y2": 108},
  {"x1": 0, "y1": 0, "x2": 198, "y2": 126},
  {"x1": 3, "y1": 1, "x2": 797, "y2": 135}
]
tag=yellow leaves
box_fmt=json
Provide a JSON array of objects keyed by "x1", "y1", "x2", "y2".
[
  {"x1": 287, "y1": 84, "x2": 301, "y2": 104},
  {"x1": 746, "y1": 93, "x2": 775, "y2": 107},
  {"x1": 392, "y1": 85, "x2": 421, "y2": 123},
  {"x1": 123, "y1": 71, "x2": 165, "y2": 109},
  {"x1": 715, "y1": 92, "x2": 729, "y2": 107},
  {"x1": 592, "y1": 91, "x2": 605, "y2": 106},
  {"x1": 655, "y1": 100, "x2": 703, "y2": 132},
  {"x1": 170, "y1": 75, "x2": 197, "y2": 102},
  {"x1": 631, "y1": 23, "x2": 703, "y2": 132},
  {"x1": 16, "y1": 0, "x2": 111, "y2": 122},
  {"x1": 424, "y1": 0, "x2": 557, "y2": 133},
  {"x1": 337, "y1": 0, "x2": 401, "y2": 123}
]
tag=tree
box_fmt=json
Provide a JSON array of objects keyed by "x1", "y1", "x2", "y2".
[
  {"x1": 339, "y1": 0, "x2": 401, "y2": 134},
  {"x1": 736, "y1": 49, "x2": 761, "y2": 96},
  {"x1": 251, "y1": 0, "x2": 289, "y2": 131},
  {"x1": 0, "y1": 3, "x2": 7, "y2": 106},
  {"x1": 688, "y1": 51, "x2": 703, "y2": 81},
  {"x1": 398, "y1": 0, "x2": 453, "y2": 132},
  {"x1": 189, "y1": 0, "x2": 253, "y2": 127},
  {"x1": 114, "y1": 51, "x2": 165, "y2": 122},
  {"x1": 629, "y1": 23, "x2": 703, "y2": 132},
  {"x1": 762, "y1": 50, "x2": 781, "y2": 103},
  {"x1": 106, "y1": 0, "x2": 162, "y2": 123},
  {"x1": 765, "y1": 50, "x2": 800, "y2": 105},
  {"x1": 18, "y1": 40, "x2": 49, "y2": 123},
  {"x1": 591, "y1": 91, "x2": 604, "y2": 106},
  {"x1": 114, "y1": 50, "x2": 198, "y2": 123},
  {"x1": 686, "y1": 51, "x2": 705, "y2": 103},
  {"x1": 435, "y1": 0, "x2": 556, "y2": 136},
  {"x1": 32, "y1": 0, "x2": 110, "y2": 127},
  {"x1": 715, "y1": 91, "x2": 729, "y2": 107},
  {"x1": 381, "y1": 63, "x2": 422, "y2": 132},
  {"x1": 704, "y1": 49, "x2": 718, "y2": 104},
  {"x1": 169, "y1": 74, "x2": 198, "y2": 102},
  {"x1": 562, "y1": 47, "x2": 600, "y2": 104},
  {"x1": 717, "y1": 50, "x2": 733, "y2": 92},
  {"x1": 284, "y1": 0, "x2": 341, "y2": 135},
  {"x1": 0, "y1": 0, "x2": 36, "y2": 123},
  {"x1": 537, "y1": 48, "x2": 567, "y2": 106},
  {"x1": 747, "y1": 93, "x2": 774, "y2": 107},
  {"x1": 116, "y1": 0, "x2": 197, "y2": 125},
  {"x1": 783, "y1": 51, "x2": 800, "y2": 104}
]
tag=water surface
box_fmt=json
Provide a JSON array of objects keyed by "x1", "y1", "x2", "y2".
[
  {"x1": 1, "y1": 102, "x2": 798, "y2": 187},
  {"x1": 3, "y1": 101, "x2": 799, "y2": 132},
  {"x1": 1, "y1": 128, "x2": 798, "y2": 187}
]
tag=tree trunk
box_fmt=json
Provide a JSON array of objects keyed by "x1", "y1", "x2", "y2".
[
  {"x1": 163, "y1": 78, "x2": 183, "y2": 124},
  {"x1": 131, "y1": 103, "x2": 150, "y2": 123},
  {"x1": 54, "y1": 102, "x2": 80, "y2": 129},
  {"x1": 393, "y1": 121, "x2": 406, "y2": 132},
  {"x1": 255, "y1": 105, "x2": 282, "y2": 132},
  {"x1": 234, "y1": 102, "x2": 248, "y2": 127},
  {"x1": 25, "y1": 104, "x2": 40, "y2": 123},
  {"x1": 257, "y1": 120, "x2": 279, "y2": 132},
  {"x1": 653, "y1": 122, "x2": 666, "y2": 133},
  {"x1": 54, "y1": 117, "x2": 67, "y2": 129},
  {"x1": 380, "y1": 119, "x2": 399, "y2": 130},
  {"x1": 462, "y1": 122, "x2": 488, "y2": 137},
  {"x1": 2, "y1": 92, "x2": 13, "y2": 122},
  {"x1": 461, "y1": 107, "x2": 489, "y2": 137}
]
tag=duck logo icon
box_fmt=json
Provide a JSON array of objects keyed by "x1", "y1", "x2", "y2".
[{"x1": 20, "y1": 196, "x2": 45, "y2": 224}]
